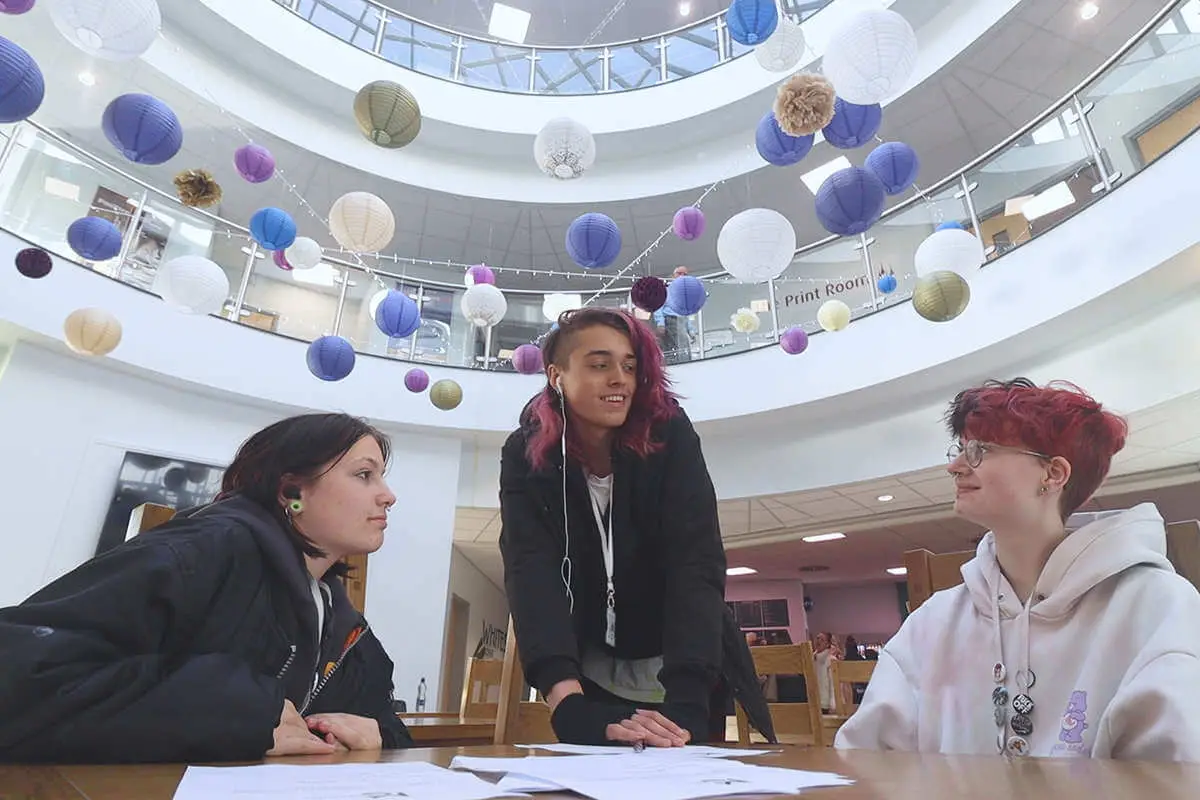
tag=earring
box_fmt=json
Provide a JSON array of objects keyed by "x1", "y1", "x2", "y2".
[
  {"x1": 1038, "y1": 485, "x2": 1048, "y2": 496},
  {"x1": 288, "y1": 499, "x2": 303, "y2": 514}
]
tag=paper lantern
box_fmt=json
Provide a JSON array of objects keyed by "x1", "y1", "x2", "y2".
[
  {"x1": 755, "y1": 112, "x2": 814, "y2": 167},
  {"x1": 0, "y1": 1, "x2": 36, "y2": 14},
  {"x1": 730, "y1": 308, "x2": 761, "y2": 334},
  {"x1": 726, "y1": 0, "x2": 777, "y2": 45},
  {"x1": 235, "y1": 143, "x2": 275, "y2": 183},
  {"x1": 815, "y1": 167, "x2": 886, "y2": 236},
  {"x1": 822, "y1": 9, "x2": 918, "y2": 105},
  {"x1": 173, "y1": 168, "x2": 222, "y2": 208},
  {"x1": 755, "y1": 16, "x2": 805, "y2": 72},
  {"x1": 49, "y1": 0, "x2": 161, "y2": 61},
  {"x1": 430, "y1": 379, "x2": 463, "y2": 411},
  {"x1": 307, "y1": 335, "x2": 356, "y2": 381},
  {"x1": 865, "y1": 141, "x2": 919, "y2": 195},
  {"x1": 566, "y1": 213, "x2": 621, "y2": 269},
  {"x1": 717, "y1": 208, "x2": 796, "y2": 283},
  {"x1": 817, "y1": 299, "x2": 851, "y2": 332},
  {"x1": 937, "y1": 221, "x2": 965, "y2": 231},
  {"x1": 285, "y1": 237, "x2": 322, "y2": 270},
  {"x1": 666, "y1": 275, "x2": 706, "y2": 315},
  {"x1": 465, "y1": 264, "x2": 495, "y2": 286},
  {"x1": 673, "y1": 207, "x2": 706, "y2": 241},
  {"x1": 877, "y1": 273, "x2": 897, "y2": 294},
  {"x1": 404, "y1": 368, "x2": 429, "y2": 393},
  {"x1": 102, "y1": 94, "x2": 182, "y2": 165},
  {"x1": 779, "y1": 326, "x2": 808, "y2": 355},
  {"x1": 375, "y1": 289, "x2": 421, "y2": 338},
  {"x1": 542, "y1": 292, "x2": 581, "y2": 322},
  {"x1": 512, "y1": 343, "x2": 543, "y2": 375},
  {"x1": 329, "y1": 192, "x2": 395, "y2": 253},
  {"x1": 63, "y1": 307, "x2": 121, "y2": 356},
  {"x1": 249, "y1": 207, "x2": 297, "y2": 251},
  {"x1": 822, "y1": 98, "x2": 882, "y2": 149},
  {"x1": 461, "y1": 283, "x2": 507, "y2": 327},
  {"x1": 534, "y1": 117, "x2": 595, "y2": 179},
  {"x1": 0, "y1": 36, "x2": 43, "y2": 123},
  {"x1": 354, "y1": 80, "x2": 421, "y2": 148},
  {"x1": 631, "y1": 276, "x2": 667, "y2": 313},
  {"x1": 913, "y1": 270, "x2": 970, "y2": 322},
  {"x1": 914, "y1": 228, "x2": 984, "y2": 279},
  {"x1": 155, "y1": 255, "x2": 229, "y2": 315},
  {"x1": 15, "y1": 247, "x2": 51, "y2": 278},
  {"x1": 67, "y1": 216, "x2": 121, "y2": 261},
  {"x1": 773, "y1": 72, "x2": 836, "y2": 136},
  {"x1": 273, "y1": 249, "x2": 293, "y2": 271}
]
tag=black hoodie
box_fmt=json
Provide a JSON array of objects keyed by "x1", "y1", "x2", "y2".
[{"x1": 0, "y1": 494, "x2": 411, "y2": 763}]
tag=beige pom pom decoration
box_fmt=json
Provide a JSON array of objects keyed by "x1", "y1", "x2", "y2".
[
  {"x1": 730, "y1": 307, "x2": 761, "y2": 334},
  {"x1": 912, "y1": 270, "x2": 971, "y2": 322},
  {"x1": 773, "y1": 72, "x2": 836, "y2": 136},
  {"x1": 64, "y1": 307, "x2": 122, "y2": 356}
]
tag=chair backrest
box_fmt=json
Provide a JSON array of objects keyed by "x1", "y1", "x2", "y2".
[
  {"x1": 735, "y1": 642, "x2": 824, "y2": 746},
  {"x1": 494, "y1": 621, "x2": 557, "y2": 745},
  {"x1": 126, "y1": 503, "x2": 177, "y2": 539},
  {"x1": 460, "y1": 657, "x2": 504, "y2": 719},
  {"x1": 830, "y1": 660, "x2": 876, "y2": 717},
  {"x1": 904, "y1": 548, "x2": 974, "y2": 612}
]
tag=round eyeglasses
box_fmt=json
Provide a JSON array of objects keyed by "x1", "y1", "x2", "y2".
[{"x1": 947, "y1": 440, "x2": 1051, "y2": 469}]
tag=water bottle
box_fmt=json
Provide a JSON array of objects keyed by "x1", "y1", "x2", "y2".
[{"x1": 416, "y1": 677, "x2": 427, "y2": 712}]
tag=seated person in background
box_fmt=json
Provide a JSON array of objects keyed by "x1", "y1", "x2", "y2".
[
  {"x1": 837, "y1": 379, "x2": 1200, "y2": 762},
  {"x1": 813, "y1": 631, "x2": 837, "y2": 712},
  {"x1": 0, "y1": 413, "x2": 413, "y2": 763}
]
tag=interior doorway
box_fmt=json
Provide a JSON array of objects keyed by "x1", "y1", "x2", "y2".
[{"x1": 439, "y1": 594, "x2": 470, "y2": 713}]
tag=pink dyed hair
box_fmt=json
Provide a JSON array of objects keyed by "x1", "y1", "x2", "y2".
[{"x1": 522, "y1": 307, "x2": 678, "y2": 471}]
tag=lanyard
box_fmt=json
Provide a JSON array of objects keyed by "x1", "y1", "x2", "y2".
[{"x1": 587, "y1": 477, "x2": 617, "y2": 647}]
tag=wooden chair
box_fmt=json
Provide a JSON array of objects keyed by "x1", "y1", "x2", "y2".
[
  {"x1": 735, "y1": 642, "x2": 824, "y2": 747},
  {"x1": 904, "y1": 548, "x2": 973, "y2": 612},
  {"x1": 126, "y1": 503, "x2": 176, "y2": 538},
  {"x1": 494, "y1": 622, "x2": 556, "y2": 744},
  {"x1": 831, "y1": 660, "x2": 876, "y2": 717},
  {"x1": 460, "y1": 658, "x2": 504, "y2": 719}
]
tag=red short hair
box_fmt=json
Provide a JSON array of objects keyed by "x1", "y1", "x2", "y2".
[{"x1": 945, "y1": 378, "x2": 1128, "y2": 518}]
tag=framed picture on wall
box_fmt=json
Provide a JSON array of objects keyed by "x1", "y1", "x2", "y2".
[{"x1": 94, "y1": 451, "x2": 226, "y2": 556}]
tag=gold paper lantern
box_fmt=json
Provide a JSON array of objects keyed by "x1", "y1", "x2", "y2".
[
  {"x1": 912, "y1": 270, "x2": 970, "y2": 322},
  {"x1": 354, "y1": 81, "x2": 421, "y2": 149},
  {"x1": 817, "y1": 299, "x2": 851, "y2": 332},
  {"x1": 430, "y1": 379, "x2": 463, "y2": 411},
  {"x1": 63, "y1": 307, "x2": 122, "y2": 356}
]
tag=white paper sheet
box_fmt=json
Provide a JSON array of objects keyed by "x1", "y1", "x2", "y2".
[
  {"x1": 514, "y1": 744, "x2": 775, "y2": 758},
  {"x1": 172, "y1": 762, "x2": 527, "y2": 800}
]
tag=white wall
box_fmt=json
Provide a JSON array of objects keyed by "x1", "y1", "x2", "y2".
[
  {"x1": 0, "y1": 341, "x2": 462, "y2": 706},
  {"x1": 447, "y1": 547, "x2": 509, "y2": 662}
]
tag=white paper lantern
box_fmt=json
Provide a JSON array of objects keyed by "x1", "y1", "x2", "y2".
[
  {"x1": 63, "y1": 307, "x2": 122, "y2": 356},
  {"x1": 534, "y1": 118, "x2": 596, "y2": 180},
  {"x1": 755, "y1": 17, "x2": 806, "y2": 73},
  {"x1": 329, "y1": 192, "x2": 395, "y2": 253},
  {"x1": 49, "y1": 0, "x2": 162, "y2": 62},
  {"x1": 542, "y1": 292, "x2": 582, "y2": 323},
  {"x1": 285, "y1": 236, "x2": 323, "y2": 270},
  {"x1": 368, "y1": 289, "x2": 389, "y2": 320},
  {"x1": 730, "y1": 308, "x2": 761, "y2": 334},
  {"x1": 914, "y1": 228, "x2": 985, "y2": 279},
  {"x1": 461, "y1": 283, "x2": 507, "y2": 327},
  {"x1": 817, "y1": 299, "x2": 851, "y2": 332},
  {"x1": 822, "y1": 9, "x2": 918, "y2": 105},
  {"x1": 717, "y1": 208, "x2": 797, "y2": 283},
  {"x1": 155, "y1": 255, "x2": 230, "y2": 315}
]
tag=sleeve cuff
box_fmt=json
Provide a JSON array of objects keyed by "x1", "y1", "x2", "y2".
[{"x1": 530, "y1": 656, "x2": 581, "y2": 696}]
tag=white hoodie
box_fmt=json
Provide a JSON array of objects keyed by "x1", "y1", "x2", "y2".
[{"x1": 836, "y1": 503, "x2": 1200, "y2": 762}]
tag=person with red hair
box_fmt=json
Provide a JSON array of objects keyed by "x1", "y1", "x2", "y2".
[
  {"x1": 837, "y1": 378, "x2": 1200, "y2": 762},
  {"x1": 499, "y1": 307, "x2": 772, "y2": 748}
]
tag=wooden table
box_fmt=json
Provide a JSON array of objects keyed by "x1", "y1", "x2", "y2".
[
  {"x1": 398, "y1": 715, "x2": 496, "y2": 747},
  {"x1": 3, "y1": 744, "x2": 1198, "y2": 799}
]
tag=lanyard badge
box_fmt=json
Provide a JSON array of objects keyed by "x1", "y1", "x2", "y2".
[{"x1": 588, "y1": 485, "x2": 617, "y2": 648}]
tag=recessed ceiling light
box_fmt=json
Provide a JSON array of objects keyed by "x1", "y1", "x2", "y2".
[
  {"x1": 877, "y1": 494, "x2": 894, "y2": 502},
  {"x1": 802, "y1": 532, "x2": 846, "y2": 543},
  {"x1": 488, "y1": 2, "x2": 531, "y2": 43},
  {"x1": 1021, "y1": 181, "x2": 1075, "y2": 221},
  {"x1": 1080, "y1": 2, "x2": 1099, "y2": 21},
  {"x1": 727, "y1": 566, "x2": 758, "y2": 576},
  {"x1": 886, "y1": 567, "x2": 908, "y2": 576},
  {"x1": 678, "y1": 1, "x2": 692, "y2": 14},
  {"x1": 78, "y1": 71, "x2": 96, "y2": 87},
  {"x1": 800, "y1": 156, "x2": 851, "y2": 194}
]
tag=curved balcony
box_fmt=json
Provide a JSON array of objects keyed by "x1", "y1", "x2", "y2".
[{"x1": 269, "y1": 0, "x2": 835, "y2": 95}]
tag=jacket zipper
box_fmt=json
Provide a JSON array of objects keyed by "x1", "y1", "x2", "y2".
[
  {"x1": 299, "y1": 623, "x2": 369, "y2": 715},
  {"x1": 275, "y1": 645, "x2": 297, "y2": 679}
]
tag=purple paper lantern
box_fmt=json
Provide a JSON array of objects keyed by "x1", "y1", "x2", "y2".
[
  {"x1": 466, "y1": 263, "x2": 495, "y2": 286},
  {"x1": 67, "y1": 216, "x2": 122, "y2": 261},
  {"x1": 666, "y1": 275, "x2": 706, "y2": 315},
  {"x1": 815, "y1": 167, "x2": 887, "y2": 236},
  {"x1": 631, "y1": 275, "x2": 668, "y2": 313},
  {"x1": 0, "y1": 1, "x2": 36, "y2": 13},
  {"x1": 512, "y1": 343, "x2": 543, "y2": 375},
  {"x1": 779, "y1": 326, "x2": 808, "y2": 355},
  {"x1": 822, "y1": 98, "x2": 883, "y2": 150},
  {"x1": 272, "y1": 248, "x2": 293, "y2": 271},
  {"x1": 306, "y1": 335, "x2": 356, "y2": 381},
  {"x1": 566, "y1": 212, "x2": 622, "y2": 269},
  {"x1": 235, "y1": 143, "x2": 275, "y2": 184},
  {"x1": 865, "y1": 141, "x2": 919, "y2": 196},
  {"x1": 0, "y1": 35, "x2": 43, "y2": 123},
  {"x1": 755, "y1": 112, "x2": 814, "y2": 167},
  {"x1": 375, "y1": 289, "x2": 421, "y2": 338},
  {"x1": 672, "y1": 206, "x2": 706, "y2": 241},
  {"x1": 404, "y1": 368, "x2": 429, "y2": 393},
  {"x1": 102, "y1": 94, "x2": 183, "y2": 165},
  {"x1": 15, "y1": 246, "x2": 51, "y2": 278}
]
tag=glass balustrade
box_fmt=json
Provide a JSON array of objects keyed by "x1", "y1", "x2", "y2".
[{"x1": 1, "y1": 0, "x2": 1197, "y2": 373}]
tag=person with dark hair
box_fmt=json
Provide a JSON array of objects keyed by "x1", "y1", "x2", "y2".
[
  {"x1": 499, "y1": 307, "x2": 773, "y2": 748},
  {"x1": 837, "y1": 379, "x2": 1200, "y2": 762},
  {"x1": 0, "y1": 413, "x2": 412, "y2": 763}
]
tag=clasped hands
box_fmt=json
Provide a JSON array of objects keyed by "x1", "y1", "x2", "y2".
[{"x1": 266, "y1": 699, "x2": 382, "y2": 756}]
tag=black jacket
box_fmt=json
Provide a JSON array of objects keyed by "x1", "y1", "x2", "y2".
[{"x1": 0, "y1": 494, "x2": 412, "y2": 763}]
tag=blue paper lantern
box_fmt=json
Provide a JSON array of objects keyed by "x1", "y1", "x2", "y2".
[
  {"x1": 726, "y1": 0, "x2": 778, "y2": 45},
  {"x1": 375, "y1": 289, "x2": 421, "y2": 338},
  {"x1": 250, "y1": 207, "x2": 297, "y2": 251},
  {"x1": 306, "y1": 335, "x2": 356, "y2": 381},
  {"x1": 877, "y1": 274, "x2": 898, "y2": 294},
  {"x1": 755, "y1": 112, "x2": 814, "y2": 167},
  {"x1": 566, "y1": 213, "x2": 621, "y2": 269},
  {"x1": 822, "y1": 98, "x2": 882, "y2": 150},
  {"x1": 101, "y1": 94, "x2": 182, "y2": 165},
  {"x1": 865, "y1": 141, "x2": 919, "y2": 196},
  {"x1": 67, "y1": 216, "x2": 122, "y2": 261},
  {"x1": 0, "y1": 35, "x2": 43, "y2": 123},
  {"x1": 936, "y1": 221, "x2": 965, "y2": 231},
  {"x1": 666, "y1": 275, "x2": 706, "y2": 316},
  {"x1": 815, "y1": 167, "x2": 887, "y2": 236}
]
